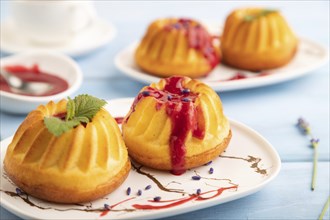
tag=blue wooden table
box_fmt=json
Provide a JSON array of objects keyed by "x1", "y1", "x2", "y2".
[{"x1": 1, "y1": 1, "x2": 329, "y2": 219}]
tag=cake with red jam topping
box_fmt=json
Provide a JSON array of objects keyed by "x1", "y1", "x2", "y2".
[
  {"x1": 122, "y1": 76, "x2": 231, "y2": 175},
  {"x1": 135, "y1": 18, "x2": 220, "y2": 78}
]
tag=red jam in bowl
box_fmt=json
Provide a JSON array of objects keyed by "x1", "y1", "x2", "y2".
[{"x1": 0, "y1": 64, "x2": 69, "y2": 96}]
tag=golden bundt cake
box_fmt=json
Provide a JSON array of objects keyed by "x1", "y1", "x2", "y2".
[
  {"x1": 4, "y1": 95, "x2": 130, "y2": 203},
  {"x1": 135, "y1": 18, "x2": 220, "y2": 78},
  {"x1": 221, "y1": 8, "x2": 298, "y2": 71},
  {"x1": 122, "y1": 76, "x2": 231, "y2": 175}
]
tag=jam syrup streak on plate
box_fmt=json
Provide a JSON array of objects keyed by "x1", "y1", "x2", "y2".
[
  {"x1": 132, "y1": 185, "x2": 237, "y2": 210},
  {"x1": 127, "y1": 76, "x2": 205, "y2": 175}
]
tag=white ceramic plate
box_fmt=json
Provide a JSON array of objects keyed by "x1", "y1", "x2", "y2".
[
  {"x1": 0, "y1": 98, "x2": 281, "y2": 219},
  {"x1": 115, "y1": 38, "x2": 328, "y2": 91},
  {"x1": 0, "y1": 52, "x2": 83, "y2": 114},
  {"x1": 0, "y1": 17, "x2": 116, "y2": 57}
]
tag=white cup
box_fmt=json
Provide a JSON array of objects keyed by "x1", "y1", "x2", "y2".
[{"x1": 10, "y1": 0, "x2": 96, "y2": 44}]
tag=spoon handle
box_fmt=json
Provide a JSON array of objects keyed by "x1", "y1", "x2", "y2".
[{"x1": 0, "y1": 68, "x2": 23, "y2": 88}]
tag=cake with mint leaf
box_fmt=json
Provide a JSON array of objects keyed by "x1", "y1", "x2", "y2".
[
  {"x1": 4, "y1": 95, "x2": 130, "y2": 203},
  {"x1": 221, "y1": 8, "x2": 297, "y2": 71}
]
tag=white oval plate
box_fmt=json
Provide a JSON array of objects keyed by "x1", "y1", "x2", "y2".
[
  {"x1": 0, "y1": 17, "x2": 116, "y2": 57},
  {"x1": 115, "y1": 38, "x2": 328, "y2": 91},
  {"x1": 0, "y1": 98, "x2": 281, "y2": 220}
]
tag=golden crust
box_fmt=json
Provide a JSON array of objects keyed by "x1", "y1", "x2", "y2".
[
  {"x1": 122, "y1": 77, "x2": 231, "y2": 171},
  {"x1": 4, "y1": 99, "x2": 130, "y2": 203},
  {"x1": 135, "y1": 58, "x2": 213, "y2": 78},
  {"x1": 129, "y1": 130, "x2": 232, "y2": 170},
  {"x1": 4, "y1": 159, "x2": 131, "y2": 204},
  {"x1": 221, "y1": 8, "x2": 298, "y2": 71},
  {"x1": 222, "y1": 44, "x2": 297, "y2": 71},
  {"x1": 135, "y1": 18, "x2": 220, "y2": 78}
]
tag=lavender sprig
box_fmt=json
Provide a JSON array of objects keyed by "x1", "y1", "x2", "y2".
[
  {"x1": 297, "y1": 117, "x2": 319, "y2": 191},
  {"x1": 311, "y1": 138, "x2": 319, "y2": 191},
  {"x1": 319, "y1": 196, "x2": 330, "y2": 220}
]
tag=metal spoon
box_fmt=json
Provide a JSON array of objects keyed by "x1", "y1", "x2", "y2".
[{"x1": 0, "y1": 69, "x2": 53, "y2": 96}]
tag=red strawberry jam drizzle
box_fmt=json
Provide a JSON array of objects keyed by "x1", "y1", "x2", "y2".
[
  {"x1": 224, "y1": 72, "x2": 271, "y2": 81},
  {"x1": 115, "y1": 117, "x2": 124, "y2": 124},
  {"x1": 100, "y1": 197, "x2": 136, "y2": 217},
  {"x1": 132, "y1": 185, "x2": 237, "y2": 210},
  {"x1": 0, "y1": 64, "x2": 68, "y2": 96},
  {"x1": 99, "y1": 186, "x2": 237, "y2": 217},
  {"x1": 127, "y1": 76, "x2": 205, "y2": 175},
  {"x1": 164, "y1": 19, "x2": 219, "y2": 70},
  {"x1": 53, "y1": 112, "x2": 67, "y2": 120}
]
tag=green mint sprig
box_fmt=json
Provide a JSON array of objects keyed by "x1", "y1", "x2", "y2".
[
  {"x1": 44, "y1": 95, "x2": 106, "y2": 137},
  {"x1": 244, "y1": 9, "x2": 278, "y2": 22},
  {"x1": 297, "y1": 117, "x2": 319, "y2": 191}
]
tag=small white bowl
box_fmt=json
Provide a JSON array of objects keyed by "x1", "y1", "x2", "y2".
[{"x1": 0, "y1": 51, "x2": 83, "y2": 114}]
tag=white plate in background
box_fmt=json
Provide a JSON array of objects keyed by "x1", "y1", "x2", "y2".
[
  {"x1": 115, "y1": 38, "x2": 328, "y2": 92},
  {"x1": 0, "y1": 17, "x2": 116, "y2": 57}
]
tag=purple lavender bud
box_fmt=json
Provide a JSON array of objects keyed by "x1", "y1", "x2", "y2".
[
  {"x1": 126, "y1": 187, "x2": 131, "y2": 195},
  {"x1": 182, "y1": 98, "x2": 190, "y2": 102},
  {"x1": 104, "y1": 204, "x2": 111, "y2": 210},
  {"x1": 137, "y1": 189, "x2": 142, "y2": 196},
  {"x1": 16, "y1": 188, "x2": 23, "y2": 195},
  {"x1": 310, "y1": 138, "x2": 320, "y2": 147},
  {"x1": 192, "y1": 175, "x2": 201, "y2": 180},
  {"x1": 145, "y1": 185, "x2": 152, "y2": 190},
  {"x1": 204, "y1": 161, "x2": 212, "y2": 166},
  {"x1": 196, "y1": 189, "x2": 201, "y2": 195},
  {"x1": 142, "y1": 91, "x2": 150, "y2": 96},
  {"x1": 173, "y1": 23, "x2": 181, "y2": 29},
  {"x1": 181, "y1": 89, "x2": 190, "y2": 94},
  {"x1": 167, "y1": 95, "x2": 173, "y2": 101},
  {"x1": 297, "y1": 117, "x2": 310, "y2": 134},
  {"x1": 206, "y1": 47, "x2": 214, "y2": 53},
  {"x1": 153, "y1": 196, "x2": 161, "y2": 202},
  {"x1": 209, "y1": 167, "x2": 214, "y2": 174}
]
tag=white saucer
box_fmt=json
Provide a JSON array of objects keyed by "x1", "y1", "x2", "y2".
[{"x1": 0, "y1": 17, "x2": 116, "y2": 57}]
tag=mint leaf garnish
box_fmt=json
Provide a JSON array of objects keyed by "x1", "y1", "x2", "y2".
[
  {"x1": 73, "y1": 95, "x2": 107, "y2": 120},
  {"x1": 74, "y1": 116, "x2": 90, "y2": 124},
  {"x1": 66, "y1": 97, "x2": 75, "y2": 121},
  {"x1": 243, "y1": 9, "x2": 278, "y2": 22},
  {"x1": 44, "y1": 94, "x2": 106, "y2": 137},
  {"x1": 44, "y1": 117, "x2": 80, "y2": 137}
]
